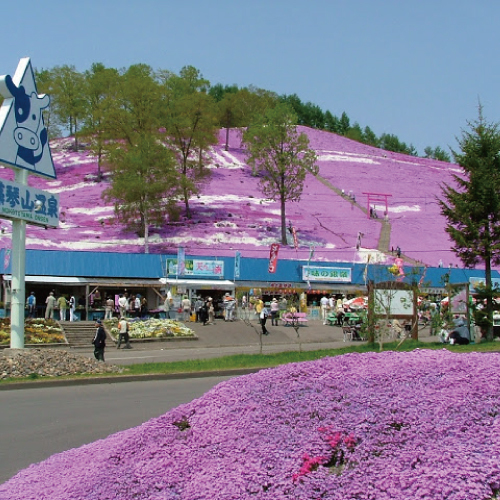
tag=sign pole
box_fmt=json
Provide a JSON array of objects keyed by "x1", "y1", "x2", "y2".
[
  {"x1": 0, "y1": 57, "x2": 59, "y2": 348},
  {"x1": 10, "y1": 168, "x2": 27, "y2": 348}
]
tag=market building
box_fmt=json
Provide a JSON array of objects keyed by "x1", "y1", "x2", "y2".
[{"x1": 0, "y1": 249, "x2": 498, "y2": 320}]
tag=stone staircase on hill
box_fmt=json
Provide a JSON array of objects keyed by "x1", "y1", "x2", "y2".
[{"x1": 61, "y1": 321, "x2": 99, "y2": 348}]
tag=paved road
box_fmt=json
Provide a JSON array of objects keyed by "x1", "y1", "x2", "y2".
[
  {"x1": 0, "y1": 318, "x2": 435, "y2": 484},
  {"x1": 0, "y1": 376, "x2": 232, "y2": 484}
]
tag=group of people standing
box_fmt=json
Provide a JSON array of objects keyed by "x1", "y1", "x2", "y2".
[
  {"x1": 117, "y1": 293, "x2": 148, "y2": 318},
  {"x1": 182, "y1": 295, "x2": 216, "y2": 326},
  {"x1": 27, "y1": 292, "x2": 77, "y2": 321}
]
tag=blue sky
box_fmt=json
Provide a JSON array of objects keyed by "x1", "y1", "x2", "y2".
[{"x1": 1, "y1": 0, "x2": 498, "y2": 155}]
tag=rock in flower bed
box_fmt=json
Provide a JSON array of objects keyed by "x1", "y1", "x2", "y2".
[
  {"x1": 104, "y1": 318, "x2": 195, "y2": 340},
  {"x1": 0, "y1": 318, "x2": 66, "y2": 346},
  {"x1": 0, "y1": 348, "x2": 123, "y2": 380},
  {"x1": 2, "y1": 349, "x2": 500, "y2": 499}
]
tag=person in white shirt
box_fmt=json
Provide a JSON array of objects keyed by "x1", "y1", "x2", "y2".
[
  {"x1": 69, "y1": 295, "x2": 76, "y2": 322},
  {"x1": 118, "y1": 294, "x2": 128, "y2": 318},
  {"x1": 320, "y1": 295, "x2": 330, "y2": 325}
]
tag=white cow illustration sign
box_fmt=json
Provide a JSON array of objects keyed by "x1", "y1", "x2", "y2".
[{"x1": 0, "y1": 57, "x2": 56, "y2": 178}]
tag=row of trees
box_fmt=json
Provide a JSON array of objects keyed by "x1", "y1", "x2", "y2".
[
  {"x1": 34, "y1": 63, "x2": 318, "y2": 250},
  {"x1": 211, "y1": 84, "x2": 450, "y2": 160},
  {"x1": 35, "y1": 64, "x2": 451, "y2": 161}
]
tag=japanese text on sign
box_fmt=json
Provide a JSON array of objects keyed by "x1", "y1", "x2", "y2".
[
  {"x1": 302, "y1": 266, "x2": 352, "y2": 283},
  {"x1": 167, "y1": 258, "x2": 224, "y2": 277},
  {"x1": 0, "y1": 179, "x2": 59, "y2": 227}
]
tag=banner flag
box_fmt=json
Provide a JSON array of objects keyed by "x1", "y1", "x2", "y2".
[
  {"x1": 234, "y1": 251, "x2": 241, "y2": 278},
  {"x1": 177, "y1": 246, "x2": 185, "y2": 276},
  {"x1": 268, "y1": 243, "x2": 280, "y2": 273},
  {"x1": 3, "y1": 249, "x2": 10, "y2": 271},
  {"x1": 419, "y1": 265, "x2": 428, "y2": 287}
]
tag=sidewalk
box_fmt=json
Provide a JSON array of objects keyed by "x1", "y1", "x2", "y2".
[{"x1": 98, "y1": 317, "x2": 437, "y2": 366}]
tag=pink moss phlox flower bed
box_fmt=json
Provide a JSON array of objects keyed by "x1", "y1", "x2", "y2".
[
  {"x1": 2, "y1": 349, "x2": 500, "y2": 499},
  {"x1": 0, "y1": 128, "x2": 463, "y2": 267}
]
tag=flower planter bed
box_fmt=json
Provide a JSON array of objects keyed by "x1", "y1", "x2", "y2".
[
  {"x1": 104, "y1": 318, "x2": 196, "y2": 342},
  {"x1": 0, "y1": 319, "x2": 66, "y2": 346},
  {"x1": 3, "y1": 349, "x2": 500, "y2": 499}
]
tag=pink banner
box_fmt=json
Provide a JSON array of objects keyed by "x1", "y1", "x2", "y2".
[{"x1": 268, "y1": 243, "x2": 280, "y2": 273}]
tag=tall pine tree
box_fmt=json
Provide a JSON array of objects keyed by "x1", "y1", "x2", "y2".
[{"x1": 439, "y1": 107, "x2": 500, "y2": 340}]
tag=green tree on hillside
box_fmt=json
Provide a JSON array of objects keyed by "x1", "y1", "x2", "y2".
[
  {"x1": 50, "y1": 65, "x2": 86, "y2": 150},
  {"x1": 159, "y1": 66, "x2": 219, "y2": 219},
  {"x1": 217, "y1": 91, "x2": 244, "y2": 151},
  {"x1": 81, "y1": 62, "x2": 120, "y2": 181},
  {"x1": 243, "y1": 104, "x2": 318, "y2": 245},
  {"x1": 34, "y1": 68, "x2": 63, "y2": 139},
  {"x1": 216, "y1": 87, "x2": 278, "y2": 150},
  {"x1": 379, "y1": 133, "x2": 417, "y2": 156},
  {"x1": 439, "y1": 108, "x2": 500, "y2": 340},
  {"x1": 104, "y1": 135, "x2": 179, "y2": 253},
  {"x1": 424, "y1": 146, "x2": 451, "y2": 162},
  {"x1": 102, "y1": 64, "x2": 181, "y2": 252},
  {"x1": 324, "y1": 110, "x2": 341, "y2": 134}
]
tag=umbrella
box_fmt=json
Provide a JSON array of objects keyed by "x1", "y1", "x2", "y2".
[{"x1": 345, "y1": 297, "x2": 367, "y2": 310}]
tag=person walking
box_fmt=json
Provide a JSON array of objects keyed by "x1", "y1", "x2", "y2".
[
  {"x1": 223, "y1": 293, "x2": 236, "y2": 321},
  {"x1": 260, "y1": 302, "x2": 270, "y2": 336},
  {"x1": 207, "y1": 297, "x2": 215, "y2": 324},
  {"x1": 194, "y1": 296, "x2": 204, "y2": 322},
  {"x1": 163, "y1": 295, "x2": 171, "y2": 319},
  {"x1": 240, "y1": 295, "x2": 249, "y2": 320},
  {"x1": 117, "y1": 316, "x2": 132, "y2": 349},
  {"x1": 181, "y1": 295, "x2": 192, "y2": 322},
  {"x1": 254, "y1": 297, "x2": 264, "y2": 321},
  {"x1": 27, "y1": 292, "x2": 36, "y2": 318},
  {"x1": 200, "y1": 298, "x2": 209, "y2": 326},
  {"x1": 320, "y1": 295, "x2": 329, "y2": 325},
  {"x1": 69, "y1": 295, "x2": 76, "y2": 322},
  {"x1": 270, "y1": 298, "x2": 280, "y2": 326},
  {"x1": 92, "y1": 319, "x2": 106, "y2": 361},
  {"x1": 45, "y1": 292, "x2": 57, "y2": 320},
  {"x1": 57, "y1": 295, "x2": 67, "y2": 321}
]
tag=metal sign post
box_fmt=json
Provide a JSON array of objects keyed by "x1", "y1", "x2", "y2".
[{"x1": 10, "y1": 169, "x2": 27, "y2": 348}]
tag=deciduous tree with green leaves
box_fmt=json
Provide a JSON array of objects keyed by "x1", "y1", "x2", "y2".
[
  {"x1": 159, "y1": 66, "x2": 219, "y2": 219},
  {"x1": 81, "y1": 62, "x2": 120, "y2": 181},
  {"x1": 34, "y1": 68, "x2": 62, "y2": 139},
  {"x1": 439, "y1": 108, "x2": 500, "y2": 340},
  {"x1": 102, "y1": 64, "x2": 181, "y2": 252},
  {"x1": 243, "y1": 104, "x2": 318, "y2": 245},
  {"x1": 103, "y1": 135, "x2": 179, "y2": 254},
  {"x1": 50, "y1": 65, "x2": 86, "y2": 150}
]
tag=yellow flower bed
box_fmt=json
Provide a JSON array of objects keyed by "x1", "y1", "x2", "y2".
[
  {"x1": 104, "y1": 318, "x2": 195, "y2": 339},
  {"x1": 0, "y1": 318, "x2": 66, "y2": 345}
]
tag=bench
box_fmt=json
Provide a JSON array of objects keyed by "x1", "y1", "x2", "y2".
[
  {"x1": 282, "y1": 312, "x2": 308, "y2": 326},
  {"x1": 327, "y1": 313, "x2": 338, "y2": 325}
]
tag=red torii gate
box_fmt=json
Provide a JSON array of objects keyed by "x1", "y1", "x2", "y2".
[{"x1": 362, "y1": 192, "x2": 392, "y2": 219}]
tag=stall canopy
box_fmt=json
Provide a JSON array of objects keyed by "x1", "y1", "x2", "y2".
[
  {"x1": 161, "y1": 278, "x2": 235, "y2": 289},
  {"x1": 3, "y1": 276, "x2": 164, "y2": 287}
]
